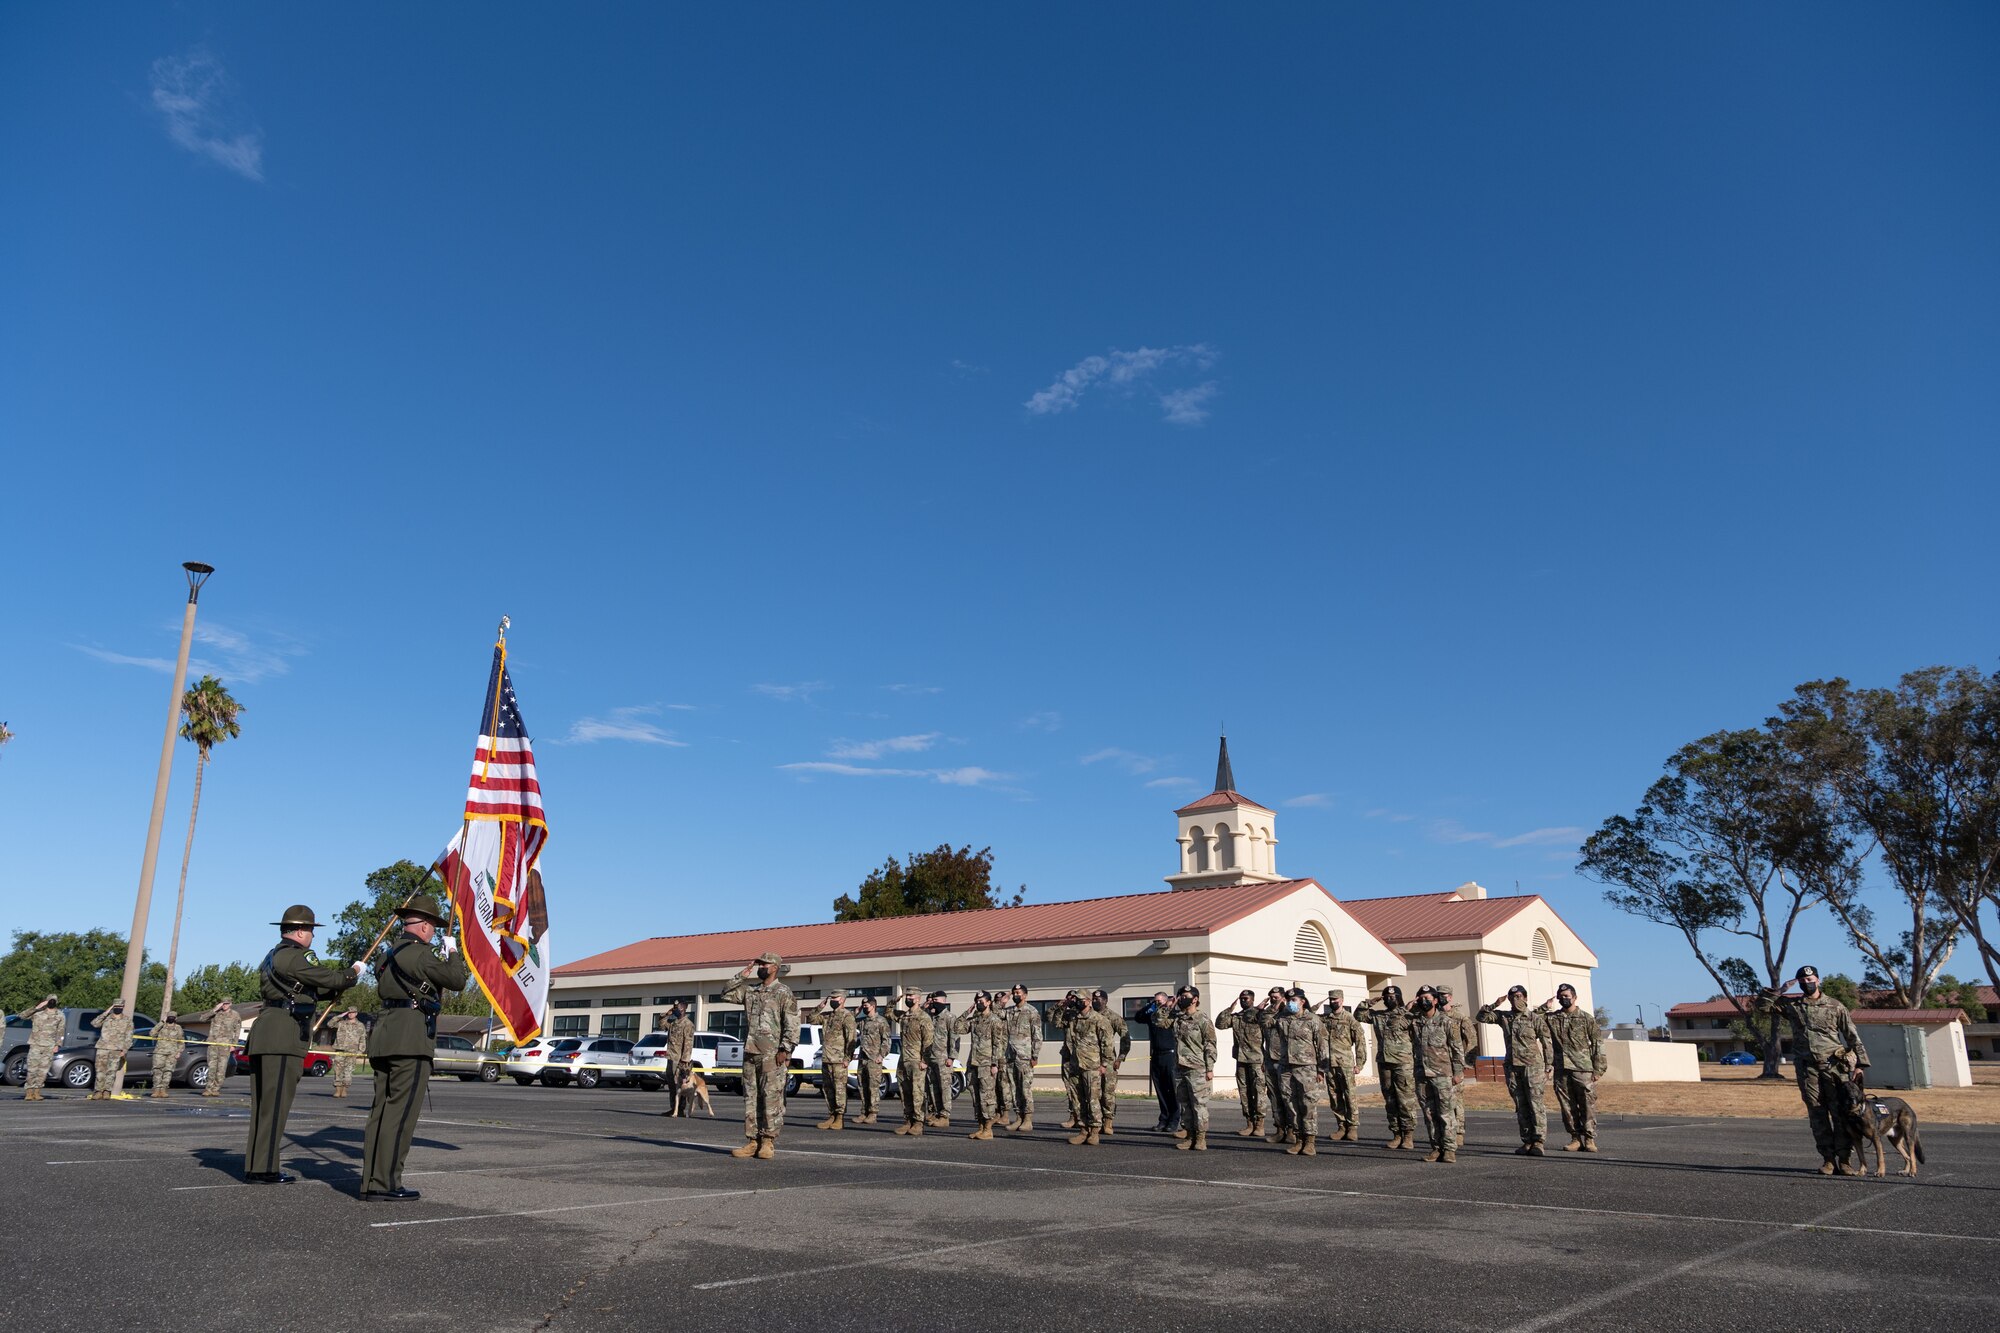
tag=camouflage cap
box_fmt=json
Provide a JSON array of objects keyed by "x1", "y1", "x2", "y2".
[
  {"x1": 1327, "y1": 989, "x2": 1344, "y2": 1000},
  {"x1": 1435, "y1": 984, "x2": 1454, "y2": 997},
  {"x1": 272, "y1": 904, "x2": 325, "y2": 929},
  {"x1": 828, "y1": 989, "x2": 846, "y2": 1000},
  {"x1": 45, "y1": 993, "x2": 59, "y2": 1004},
  {"x1": 755, "y1": 952, "x2": 783, "y2": 966}
]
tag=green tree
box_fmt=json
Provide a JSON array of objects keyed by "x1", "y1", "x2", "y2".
[
  {"x1": 328, "y1": 860, "x2": 443, "y2": 964},
  {"x1": 172, "y1": 961, "x2": 264, "y2": 1015},
  {"x1": 1774, "y1": 668, "x2": 1997, "y2": 1006},
  {"x1": 1820, "y1": 972, "x2": 1862, "y2": 1009},
  {"x1": 160, "y1": 675, "x2": 244, "y2": 1021},
  {"x1": 832, "y1": 844, "x2": 1025, "y2": 921},
  {"x1": 1579, "y1": 728, "x2": 1845, "y2": 1079},
  {"x1": 0, "y1": 930, "x2": 166, "y2": 1015}
]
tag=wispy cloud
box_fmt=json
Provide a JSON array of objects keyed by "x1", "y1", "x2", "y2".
[
  {"x1": 558, "y1": 706, "x2": 687, "y2": 747},
  {"x1": 826, "y1": 733, "x2": 940, "y2": 761},
  {"x1": 664, "y1": 703, "x2": 699, "y2": 712},
  {"x1": 883, "y1": 683, "x2": 943, "y2": 696},
  {"x1": 1081, "y1": 747, "x2": 1162, "y2": 775},
  {"x1": 1017, "y1": 711, "x2": 1063, "y2": 733},
  {"x1": 753, "y1": 682, "x2": 827, "y2": 703},
  {"x1": 1144, "y1": 776, "x2": 1198, "y2": 790},
  {"x1": 1427, "y1": 818, "x2": 1497, "y2": 845},
  {"x1": 1283, "y1": 793, "x2": 1334, "y2": 808},
  {"x1": 949, "y1": 359, "x2": 990, "y2": 376},
  {"x1": 150, "y1": 48, "x2": 264, "y2": 181},
  {"x1": 1025, "y1": 344, "x2": 1219, "y2": 423},
  {"x1": 1495, "y1": 826, "x2": 1588, "y2": 850},
  {"x1": 779, "y1": 761, "x2": 1012, "y2": 789},
  {"x1": 72, "y1": 620, "x2": 304, "y2": 685},
  {"x1": 1363, "y1": 808, "x2": 1417, "y2": 823}
]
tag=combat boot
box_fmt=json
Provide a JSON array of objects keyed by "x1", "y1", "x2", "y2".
[
  {"x1": 754, "y1": 1137, "x2": 775, "y2": 1160},
  {"x1": 1069, "y1": 1127, "x2": 1090, "y2": 1145},
  {"x1": 23, "y1": 1089, "x2": 42, "y2": 1101},
  {"x1": 1084, "y1": 1128, "x2": 1101, "y2": 1146},
  {"x1": 1424, "y1": 1149, "x2": 1442, "y2": 1163},
  {"x1": 1285, "y1": 1138, "x2": 1303, "y2": 1155},
  {"x1": 1175, "y1": 1133, "x2": 1194, "y2": 1151},
  {"x1": 1441, "y1": 1150, "x2": 1457, "y2": 1164},
  {"x1": 1017, "y1": 1113, "x2": 1032, "y2": 1132},
  {"x1": 1527, "y1": 1141, "x2": 1546, "y2": 1156},
  {"x1": 966, "y1": 1121, "x2": 983, "y2": 1140},
  {"x1": 1300, "y1": 1138, "x2": 1316, "y2": 1157},
  {"x1": 1236, "y1": 1119, "x2": 1259, "y2": 1138},
  {"x1": 1580, "y1": 1137, "x2": 1599, "y2": 1153},
  {"x1": 1191, "y1": 1130, "x2": 1207, "y2": 1152},
  {"x1": 730, "y1": 1140, "x2": 760, "y2": 1158},
  {"x1": 1342, "y1": 1124, "x2": 1359, "y2": 1142},
  {"x1": 909, "y1": 1120, "x2": 924, "y2": 1137},
  {"x1": 1833, "y1": 1160, "x2": 1860, "y2": 1177},
  {"x1": 828, "y1": 1116, "x2": 844, "y2": 1132},
  {"x1": 150, "y1": 1089, "x2": 167, "y2": 1099},
  {"x1": 1173, "y1": 1127, "x2": 1189, "y2": 1139},
  {"x1": 894, "y1": 1121, "x2": 912, "y2": 1135},
  {"x1": 815, "y1": 1114, "x2": 836, "y2": 1129},
  {"x1": 1398, "y1": 1132, "x2": 1415, "y2": 1150},
  {"x1": 1563, "y1": 1136, "x2": 1583, "y2": 1152},
  {"x1": 1061, "y1": 1115, "x2": 1077, "y2": 1129},
  {"x1": 1817, "y1": 1158, "x2": 1836, "y2": 1175}
]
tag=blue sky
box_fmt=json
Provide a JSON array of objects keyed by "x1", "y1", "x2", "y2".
[{"x1": 3, "y1": 5, "x2": 1995, "y2": 1024}]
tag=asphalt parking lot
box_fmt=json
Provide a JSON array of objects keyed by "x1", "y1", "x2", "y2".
[{"x1": 3, "y1": 1080, "x2": 1997, "y2": 1332}]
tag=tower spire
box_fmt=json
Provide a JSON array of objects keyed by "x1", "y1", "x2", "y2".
[{"x1": 1214, "y1": 734, "x2": 1235, "y2": 793}]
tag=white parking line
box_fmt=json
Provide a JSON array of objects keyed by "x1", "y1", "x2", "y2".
[{"x1": 47, "y1": 1158, "x2": 148, "y2": 1165}]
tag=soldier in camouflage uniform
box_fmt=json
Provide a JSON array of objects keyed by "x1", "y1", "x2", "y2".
[
  {"x1": 87, "y1": 1001, "x2": 134, "y2": 1100},
  {"x1": 1436, "y1": 985, "x2": 1478, "y2": 1148},
  {"x1": 1256, "y1": 987, "x2": 1297, "y2": 1143},
  {"x1": 148, "y1": 1013, "x2": 185, "y2": 1097},
  {"x1": 813, "y1": 991, "x2": 858, "y2": 1130},
  {"x1": 658, "y1": 1004, "x2": 696, "y2": 1117},
  {"x1": 1215, "y1": 990, "x2": 1269, "y2": 1137},
  {"x1": 1477, "y1": 984, "x2": 1554, "y2": 1154},
  {"x1": 1755, "y1": 965, "x2": 1869, "y2": 1175},
  {"x1": 952, "y1": 991, "x2": 1008, "y2": 1139},
  {"x1": 1542, "y1": 982, "x2": 1606, "y2": 1153},
  {"x1": 852, "y1": 997, "x2": 890, "y2": 1124},
  {"x1": 1356, "y1": 985, "x2": 1418, "y2": 1149},
  {"x1": 721, "y1": 951, "x2": 800, "y2": 1160},
  {"x1": 923, "y1": 992, "x2": 958, "y2": 1127},
  {"x1": 1166, "y1": 988, "x2": 1216, "y2": 1151},
  {"x1": 893, "y1": 989, "x2": 933, "y2": 1136},
  {"x1": 329, "y1": 1010, "x2": 367, "y2": 1098},
  {"x1": 1055, "y1": 989, "x2": 1087, "y2": 1128},
  {"x1": 1409, "y1": 987, "x2": 1466, "y2": 1162},
  {"x1": 1270, "y1": 989, "x2": 1328, "y2": 1155},
  {"x1": 1318, "y1": 989, "x2": 1365, "y2": 1142},
  {"x1": 1002, "y1": 986, "x2": 1039, "y2": 1131},
  {"x1": 1065, "y1": 992, "x2": 1118, "y2": 1147},
  {"x1": 202, "y1": 999, "x2": 242, "y2": 1096},
  {"x1": 1093, "y1": 989, "x2": 1131, "y2": 1135},
  {"x1": 22, "y1": 996, "x2": 64, "y2": 1100}
]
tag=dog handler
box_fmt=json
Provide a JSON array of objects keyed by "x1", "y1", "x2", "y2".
[{"x1": 1756, "y1": 965, "x2": 1869, "y2": 1175}]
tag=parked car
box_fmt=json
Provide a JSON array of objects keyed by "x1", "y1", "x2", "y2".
[
  {"x1": 630, "y1": 1030, "x2": 743, "y2": 1093},
  {"x1": 1719, "y1": 1051, "x2": 1758, "y2": 1066},
  {"x1": 3, "y1": 1008, "x2": 156, "y2": 1085},
  {"x1": 228, "y1": 1046, "x2": 332, "y2": 1077},
  {"x1": 540, "y1": 1036, "x2": 650, "y2": 1089},
  {"x1": 844, "y1": 1036, "x2": 964, "y2": 1099},
  {"x1": 433, "y1": 1034, "x2": 501, "y2": 1082},
  {"x1": 43, "y1": 1033, "x2": 211, "y2": 1091},
  {"x1": 504, "y1": 1038, "x2": 567, "y2": 1085}
]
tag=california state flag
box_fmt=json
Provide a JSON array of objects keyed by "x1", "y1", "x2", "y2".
[{"x1": 434, "y1": 639, "x2": 551, "y2": 1043}]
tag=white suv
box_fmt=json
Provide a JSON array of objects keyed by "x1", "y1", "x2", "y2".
[{"x1": 630, "y1": 1030, "x2": 745, "y2": 1093}]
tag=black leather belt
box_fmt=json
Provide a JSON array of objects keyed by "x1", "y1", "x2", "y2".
[{"x1": 381, "y1": 999, "x2": 417, "y2": 1009}]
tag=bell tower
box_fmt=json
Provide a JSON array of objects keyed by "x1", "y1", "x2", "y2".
[{"x1": 1165, "y1": 735, "x2": 1284, "y2": 890}]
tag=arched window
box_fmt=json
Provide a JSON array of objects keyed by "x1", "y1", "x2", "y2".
[
  {"x1": 1215, "y1": 825, "x2": 1236, "y2": 870},
  {"x1": 1531, "y1": 929, "x2": 1553, "y2": 963},
  {"x1": 1292, "y1": 921, "x2": 1331, "y2": 969},
  {"x1": 1189, "y1": 826, "x2": 1210, "y2": 873}
]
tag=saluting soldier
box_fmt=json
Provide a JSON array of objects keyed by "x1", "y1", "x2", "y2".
[
  {"x1": 1065, "y1": 993, "x2": 1118, "y2": 1147},
  {"x1": 893, "y1": 989, "x2": 933, "y2": 1136},
  {"x1": 813, "y1": 991, "x2": 858, "y2": 1131},
  {"x1": 923, "y1": 991, "x2": 958, "y2": 1127},
  {"x1": 1542, "y1": 982, "x2": 1607, "y2": 1153},
  {"x1": 852, "y1": 996, "x2": 891, "y2": 1125},
  {"x1": 1272, "y1": 989, "x2": 1329, "y2": 1156},
  {"x1": 1003, "y1": 985, "x2": 1039, "y2": 1132},
  {"x1": 1410, "y1": 987, "x2": 1466, "y2": 1163},
  {"x1": 246, "y1": 905, "x2": 363, "y2": 1183},
  {"x1": 658, "y1": 1004, "x2": 695, "y2": 1117},
  {"x1": 202, "y1": 998, "x2": 242, "y2": 1097},
  {"x1": 1356, "y1": 985, "x2": 1418, "y2": 1149},
  {"x1": 1166, "y1": 987, "x2": 1217, "y2": 1152},
  {"x1": 330, "y1": 1009, "x2": 367, "y2": 1098},
  {"x1": 1755, "y1": 965, "x2": 1869, "y2": 1175},
  {"x1": 952, "y1": 991, "x2": 1007, "y2": 1139},
  {"x1": 359, "y1": 895, "x2": 468, "y2": 1200},
  {"x1": 1095, "y1": 989, "x2": 1130, "y2": 1135},
  {"x1": 148, "y1": 1012, "x2": 185, "y2": 1098},
  {"x1": 1318, "y1": 989, "x2": 1365, "y2": 1143},
  {"x1": 22, "y1": 995, "x2": 64, "y2": 1101},
  {"x1": 87, "y1": 1001, "x2": 134, "y2": 1100},
  {"x1": 1214, "y1": 989, "x2": 1268, "y2": 1138},
  {"x1": 1055, "y1": 989, "x2": 1087, "y2": 1128},
  {"x1": 721, "y1": 951, "x2": 800, "y2": 1160},
  {"x1": 1478, "y1": 985, "x2": 1555, "y2": 1155},
  {"x1": 1436, "y1": 985, "x2": 1478, "y2": 1148}
]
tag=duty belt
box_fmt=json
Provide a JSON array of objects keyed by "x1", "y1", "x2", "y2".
[{"x1": 380, "y1": 999, "x2": 418, "y2": 1009}]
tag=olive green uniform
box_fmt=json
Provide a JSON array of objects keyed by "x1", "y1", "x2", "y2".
[
  {"x1": 1543, "y1": 1003, "x2": 1607, "y2": 1149},
  {"x1": 853, "y1": 1012, "x2": 890, "y2": 1120},
  {"x1": 148, "y1": 1020, "x2": 185, "y2": 1096},
  {"x1": 88, "y1": 1008, "x2": 134, "y2": 1099},
  {"x1": 1214, "y1": 1002, "x2": 1269, "y2": 1128},
  {"x1": 1411, "y1": 1010, "x2": 1465, "y2": 1157},
  {"x1": 1318, "y1": 1005, "x2": 1365, "y2": 1137},
  {"x1": 720, "y1": 972, "x2": 801, "y2": 1142},
  {"x1": 1477, "y1": 1002, "x2": 1554, "y2": 1148},
  {"x1": 203, "y1": 1006, "x2": 243, "y2": 1096},
  {"x1": 1358, "y1": 1002, "x2": 1418, "y2": 1141},
  {"x1": 330, "y1": 1015, "x2": 367, "y2": 1096},
  {"x1": 361, "y1": 938, "x2": 469, "y2": 1194},
  {"x1": 246, "y1": 942, "x2": 356, "y2": 1177},
  {"x1": 1755, "y1": 988, "x2": 1869, "y2": 1163},
  {"x1": 816, "y1": 1005, "x2": 858, "y2": 1121},
  {"x1": 896, "y1": 1005, "x2": 934, "y2": 1129}
]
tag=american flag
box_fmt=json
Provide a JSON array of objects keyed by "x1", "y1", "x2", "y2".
[{"x1": 435, "y1": 640, "x2": 553, "y2": 1042}]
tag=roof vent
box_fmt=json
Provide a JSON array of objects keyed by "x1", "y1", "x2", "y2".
[
  {"x1": 1455, "y1": 881, "x2": 1487, "y2": 901},
  {"x1": 1531, "y1": 929, "x2": 1552, "y2": 962},
  {"x1": 1292, "y1": 922, "x2": 1330, "y2": 969}
]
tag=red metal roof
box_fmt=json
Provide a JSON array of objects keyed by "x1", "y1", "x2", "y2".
[
  {"x1": 558, "y1": 879, "x2": 1328, "y2": 976},
  {"x1": 1668, "y1": 998, "x2": 1753, "y2": 1018},
  {"x1": 1174, "y1": 789, "x2": 1274, "y2": 815},
  {"x1": 1851, "y1": 1009, "x2": 1967, "y2": 1024},
  {"x1": 1340, "y1": 891, "x2": 1537, "y2": 942}
]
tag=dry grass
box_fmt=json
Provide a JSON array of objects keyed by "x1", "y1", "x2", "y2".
[{"x1": 1345, "y1": 1062, "x2": 2000, "y2": 1124}]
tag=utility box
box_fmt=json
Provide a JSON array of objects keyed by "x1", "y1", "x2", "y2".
[{"x1": 1859, "y1": 1025, "x2": 1928, "y2": 1089}]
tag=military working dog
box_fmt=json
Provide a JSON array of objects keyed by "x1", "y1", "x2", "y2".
[{"x1": 1834, "y1": 1072, "x2": 1925, "y2": 1177}]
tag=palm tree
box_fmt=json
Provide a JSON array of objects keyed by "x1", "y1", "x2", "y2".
[{"x1": 159, "y1": 677, "x2": 243, "y2": 1022}]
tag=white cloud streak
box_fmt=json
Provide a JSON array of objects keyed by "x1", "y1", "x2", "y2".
[
  {"x1": 72, "y1": 620, "x2": 303, "y2": 685},
  {"x1": 1494, "y1": 826, "x2": 1588, "y2": 850},
  {"x1": 826, "y1": 733, "x2": 940, "y2": 761},
  {"x1": 778, "y1": 761, "x2": 1011, "y2": 788},
  {"x1": 1017, "y1": 711, "x2": 1063, "y2": 733},
  {"x1": 883, "y1": 683, "x2": 943, "y2": 695},
  {"x1": 1025, "y1": 344, "x2": 1218, "y2": 423},
  {"x1": 150, "y1": 49, "x2": 264, "y2": 181},
  {"x1": 1283, "y1": 793, "x2": 1333, "y2": 808},
  {"x1": 753, "y1": 682, "x2": 828, "y2": 703},
  {"x1": 559, "y1": 706, "x2": 687, "y2": 747},
  {"x1": 1159, "y1": 381, "x2": 1219, "y2": 425},
  {"x1": 1144, "y1": 776, "x2": 1197, "y2": 790},
  {"x1": 1080, "y1": 747, "x2": 1162, "y2": 775}
]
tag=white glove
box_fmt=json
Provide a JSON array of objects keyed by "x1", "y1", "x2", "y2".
[
  {"x1": 439, "y1": 935, "x2": 458, "y2": 960},
  {"x1": 351, "y1": 960, "x2": 367, "y2": 975}
]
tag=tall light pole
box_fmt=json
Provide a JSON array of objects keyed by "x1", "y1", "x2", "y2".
[{"x1": 114, "y1": 563, "x2": 214, "y2": 1079}]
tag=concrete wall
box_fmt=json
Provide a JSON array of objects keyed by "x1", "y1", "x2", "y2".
[{"x1": 1600, "y1": 1039, "x2": 1699, "y2": 1083}]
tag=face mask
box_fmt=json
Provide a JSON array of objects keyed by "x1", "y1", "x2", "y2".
[
  {"x1": 1801, "y1": 981, "x2": 1819, "y2": 995},
  {"x1": 1285, "y1": 1001, "x2": 1300, "y2": 1014},
  {"x1": 1558, "y1": 994, "x2": 1575, "y2": 1009}
]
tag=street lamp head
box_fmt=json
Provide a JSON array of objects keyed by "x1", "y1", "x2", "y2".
[{"x1": 181, "y1": 562, "x2": 215, "y2": 603}]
